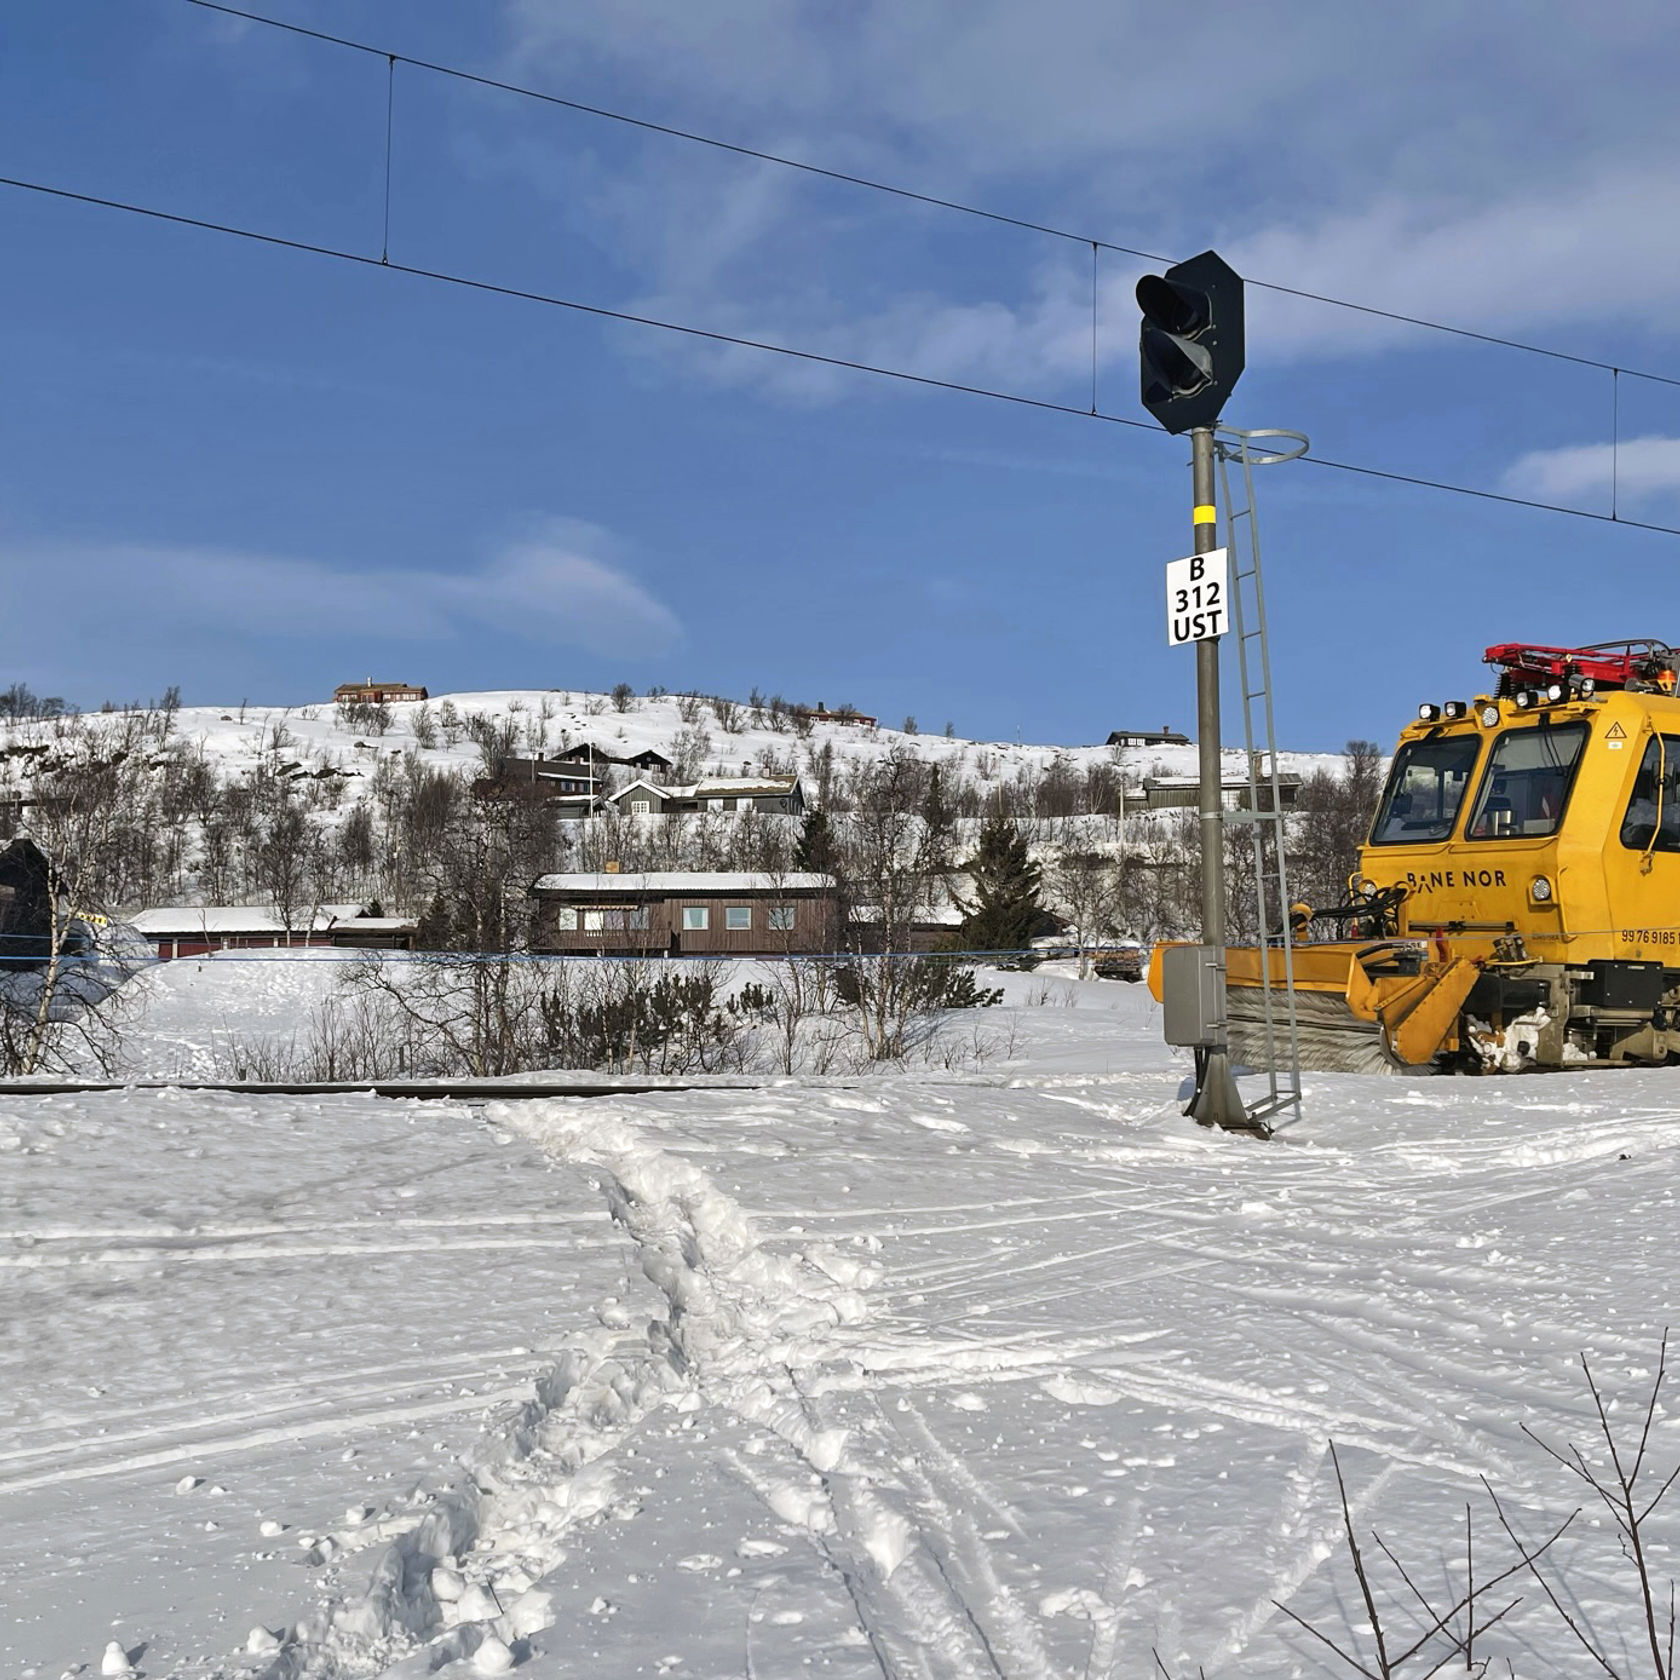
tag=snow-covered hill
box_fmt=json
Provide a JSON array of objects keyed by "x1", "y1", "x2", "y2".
[{"x1": 150, "y1": 688, "x2": 1346, "y2": 797}]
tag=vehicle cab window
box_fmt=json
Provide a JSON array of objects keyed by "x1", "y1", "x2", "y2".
[
  {"x1": 1369, "y1": 734, "x2": 1482, "y2": 844},
  {"x1": 1464, "y1": 722, "x2": 1588, "y2": 840},
  {"x1": 1620, "y1": 735, "x2": 1680, "y2": 852}
]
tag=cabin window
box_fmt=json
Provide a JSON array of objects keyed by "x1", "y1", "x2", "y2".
[
  {"x1": 682, "y1": 905, "x2": 709, "y2": 931},
  {"x1": 630, "y1": 799, "x2": 651, "y2": 816},
  {"x1": 1368, "y1": 734, "x2": 1482, "y2": 844},
  {"x1": 1620, "y1": 735, "x2": 1680, "y2": 853},
  {"x1": 767, "y1": 905, "x2": 796, "y2": 931},
  {"x1": 725, "y1": 906, "x2": 752, "y2": 931},
  {"x1": 582, "y1": 908, "x2": 605, "y2": 932},
  {"x1": 629, "y1": 906, "x2": 650, "y2": 930},
  {"x1": 1465, "y1": 722, "x2": 1588, "y2": 840},
  {"x1": 555, "y1": 907, "x2": 579, "y2": 931}
]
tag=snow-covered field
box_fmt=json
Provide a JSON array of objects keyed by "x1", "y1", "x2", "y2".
[{"x1": 6, "y1": 962, "x2": 1679, "y2": 1679}]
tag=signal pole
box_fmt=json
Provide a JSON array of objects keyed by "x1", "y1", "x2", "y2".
[
  {"x1": 1188, "y1": 426, "x2": 1246, "y2": 1129},
  {"x1": 1137, "y1": 250, "x2": 1256, "y2": 1132}
]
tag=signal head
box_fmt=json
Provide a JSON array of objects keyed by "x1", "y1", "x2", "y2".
[{"x1": 1136, "y1": 250, "x2": 1245, "y2": 434}]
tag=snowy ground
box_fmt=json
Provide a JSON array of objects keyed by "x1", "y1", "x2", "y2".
[{"x1": 6, "y1": 964, "x2": 1680, "y2": 1679}]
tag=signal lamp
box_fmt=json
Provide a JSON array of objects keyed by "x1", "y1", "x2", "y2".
[
  {"x1": 1418, "y1": 703, "x2": 1442, "y2": 723},
  {"x1": 1545, "y1": 682, "x2": 1565, "y2": 703},
  {"x1": 1442, "y1": 700, "x2": 1468, "y2": 720},
  {"x1": 1480, "y1": 704, "x2": 1501, "y2": 727},
  {"x1": 1578, "y1": 677, "x2": 1597, "y2": 696},
  {"x1": 1136, "y1": 251, "x2": 1246, "y2": 434},
  {"x1": 1514, "y1": 690, "x2": 1537, "y2": 710},
  {"x1": 1530, "y1": 875, "x2": 1554, "y2": 903}
]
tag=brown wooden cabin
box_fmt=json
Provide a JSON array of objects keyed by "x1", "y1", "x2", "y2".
[
  {"x1": 529, "y1": 871, "x2": 837, "y2": 956},
  {"x1": 334, "y1": 681, "x2": 428, "y2": 704},
  {"x1": 792, "y1": 704, "x2": 877, "y2": 728}
]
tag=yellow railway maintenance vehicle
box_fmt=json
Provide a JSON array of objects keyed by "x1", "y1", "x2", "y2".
[{"x1": 1150, "y1": 639, "x2": 1680, "y2": 1074}]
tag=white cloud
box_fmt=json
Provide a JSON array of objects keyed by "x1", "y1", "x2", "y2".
[
  {"x1": 0, "y1": 522, "x2": 681, "y2": 658},
  {"x1": 501, "y1": 0, "x2": 1677, "y2": 200},
  {"x1": 488, "y1": 2, "x2": 1680, "y2": 402},
  {"x1": 1502, "y1": 435, "x2": 1680, "y2": 505},
  {"x1": 621, "y1": 258, "x2": 1120, "y2": 404},
  {"x1": 597, "y1": 147, "x2": 1680, "y2": 408},
  {"x1": 1230, "y1": 166, "x2": 1680, "y2": 361}
]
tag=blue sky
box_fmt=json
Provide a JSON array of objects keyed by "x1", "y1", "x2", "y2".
[{"x1": 4, "y1": 0, "x2": 1680, "y2": 749}]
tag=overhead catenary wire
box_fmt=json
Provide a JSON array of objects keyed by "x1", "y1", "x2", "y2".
[
  {"x1": 5, "y1": 168, "x2": 1680, "y2": 541},
  {"x1": 182, "y1": 0, "x2": 1680, "y2": 391}
]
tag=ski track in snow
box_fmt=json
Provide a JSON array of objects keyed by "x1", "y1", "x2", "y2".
[
  {"x1": 217, "y1": 1075, "x2": 1679, "y2": 1679},
  {"x1": 264, "y1": 1098, "x2": 1073, "y2": 1680},
  {"x1": 8, "y1": 1001, "x2": 1680, "y2": 1679}
]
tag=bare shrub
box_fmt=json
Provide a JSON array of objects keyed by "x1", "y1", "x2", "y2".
[
  {"x1": 225, "y1": 956, "x2": 750, "y2": 1079},
  {"x1": 833, "y1": 955, "x2": 1001, "y2": 1063},
  {"x1": 1264, "y1": 1338, "x2": 1680, "y2": 1680},
  {"x1": 671, "y1": 724, "x2": 712, "y2": 783}
]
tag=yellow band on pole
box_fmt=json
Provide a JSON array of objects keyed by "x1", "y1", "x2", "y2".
[{"x1": 1192, "y1": 504, "x2": 1217, "y2": 525}]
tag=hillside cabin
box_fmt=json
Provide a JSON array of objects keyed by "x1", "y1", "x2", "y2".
[
  {"x1": 552, "y1": 742, "x2": 675, "y2": 777},
  {"x1": 1107, "y1": 726, "x2": 1190, "y2": 748},
  {"x1": 335, "y1": 681, "x2": 428, "y2": 705},
  {"x1": 793, "y1": 704, "x2": 877, "y2": 728},
  {"x1": 529, "y1": 871, "x2": 838, "y2": 956},
  {"x1": 607, "y1": 776, "x2": 805, "y2": 817},
  {"x1": 1130, "y1": 775, "x2": 1302, "y2": 814},
  {"x1": 473, "y1": 756, "x2": 602, "y2": 813},
  {"x1": 128, "y1": 903, "x2": 416, "y2": 960}
]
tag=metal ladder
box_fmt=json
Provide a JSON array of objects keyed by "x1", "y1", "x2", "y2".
[{"x1": 1215, "y1": 427, "x2": 1307, "y2": 1128}]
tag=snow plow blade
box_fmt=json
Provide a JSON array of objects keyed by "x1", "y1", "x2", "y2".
[{"x1": 1150, "y1": 944, "x2": 1483, "y2": 1075}]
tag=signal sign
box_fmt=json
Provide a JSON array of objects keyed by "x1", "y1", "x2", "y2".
[{"x1": 1166, "y1": 548, "x2": 1229, "y2": 646}]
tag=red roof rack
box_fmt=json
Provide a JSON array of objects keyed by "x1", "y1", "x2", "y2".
[{"x1": 1484, "y1": 640, "x2": 1678, "y2": 693}]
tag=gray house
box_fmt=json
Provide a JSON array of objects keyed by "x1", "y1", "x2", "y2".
[{"x1": 607, "y1": 775, "x2": 805, "y2": 817}]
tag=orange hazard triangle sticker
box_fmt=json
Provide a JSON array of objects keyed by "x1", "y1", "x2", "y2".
[{"x1": 1607, "y1": 721, "x2": 1628, "y2": 739}]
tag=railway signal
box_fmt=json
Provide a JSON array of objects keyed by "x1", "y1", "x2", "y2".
[
  {"x1": 1138, "y1": 249, "x2": 1259, "y2": 1134},
  {"x1": 1137, "y1": 251, "x2": 1245, "y2": 436}
]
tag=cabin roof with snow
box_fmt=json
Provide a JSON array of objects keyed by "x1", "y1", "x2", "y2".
[
  {"x1": 530, "y1": 872, "x2": 835, "y2": 897},
  {"x1": 606, "y1": 775, "x2": 802, "y2": 804},
  {"x1": 127, "y1": 903, "x2": 386, "y2": 937}
]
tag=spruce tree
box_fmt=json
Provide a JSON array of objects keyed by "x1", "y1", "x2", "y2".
[
  {"x1": 793, "y1": 808, "x2": 836, "y2": 875},
  {"x1": 957, "y1": 815, "x2": 1052, "y2": 953}
]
